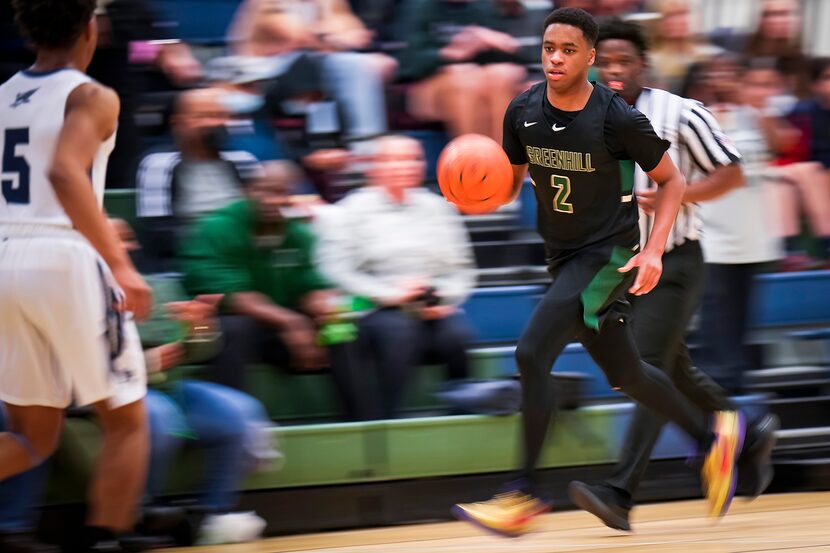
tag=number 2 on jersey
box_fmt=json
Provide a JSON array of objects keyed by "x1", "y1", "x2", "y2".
[
  {"x1": 551, "y1": 174, "x2": 573, "y2": 214},
  {"x1": 2, "y1": 128, "x2": 30, "y2": 204}
]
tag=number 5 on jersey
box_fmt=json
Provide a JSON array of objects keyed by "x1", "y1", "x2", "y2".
[
  {"x1": 2, "y1": 128, "x2": 30, "y2": 204},
  {"x1": 551, "y1": 174, "x2": 573, "y2": 214}
]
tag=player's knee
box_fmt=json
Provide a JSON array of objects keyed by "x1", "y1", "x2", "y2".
[
  {"x1": 606, "y1": 361, "x2": 645, "y2": 392},
  {"x1": 515, "y1": 337, "x2": 544, "y2": 376},
  {"x1": 97, "y1": 399, "x2": 149, "y2": 440},
  {"x1": 11, "y1": 429, "x2": 60, "y2": 465}
]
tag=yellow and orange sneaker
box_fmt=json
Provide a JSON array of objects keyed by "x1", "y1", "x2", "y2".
[
  {"x1": 452, "y1": 491, "x2": 552, "y2": 538},
  {"x1": 702, "y1": 411, "x2": 746, "y2": 518}
]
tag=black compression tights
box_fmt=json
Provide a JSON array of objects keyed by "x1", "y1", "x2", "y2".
[{"x1": 515, "y1": 288, "x2": 713, "y2": 487}]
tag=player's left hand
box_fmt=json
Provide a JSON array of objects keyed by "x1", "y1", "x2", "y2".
[{"x1": 618, "y1": 249, "x2": 663, "y2": 296}]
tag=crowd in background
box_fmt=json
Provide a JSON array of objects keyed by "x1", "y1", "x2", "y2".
[{"x1": 1, "y1": 0, "x2": 830, "y2": 547}]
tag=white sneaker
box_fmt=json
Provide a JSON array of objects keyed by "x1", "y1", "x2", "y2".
[{"x1": 197, "y1": 511, "x2": 266, "y2": 545}]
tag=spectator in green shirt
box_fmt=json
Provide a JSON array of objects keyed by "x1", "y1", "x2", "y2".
[{"x1": 179, "y1": 161, "x2": 366, "y2": 420}]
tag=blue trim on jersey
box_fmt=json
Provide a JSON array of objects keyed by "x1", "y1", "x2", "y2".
[{"x1": 21, "y1": 67, "x2": 76, "y2": 78}]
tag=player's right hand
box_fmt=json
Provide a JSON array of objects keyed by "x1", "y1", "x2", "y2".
[{"x1": 113, "y1": 266, "x2": 153, "y2": 321}]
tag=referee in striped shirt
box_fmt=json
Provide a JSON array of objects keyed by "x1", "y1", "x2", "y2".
[{"x1": 568, "y1": 18, "x2": 779, "y2": 532}]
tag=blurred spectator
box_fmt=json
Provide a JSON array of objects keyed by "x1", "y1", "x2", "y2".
[
  {"x1": 771, "y1": 57, "x2": 830, "y2": 268},
  {"x1": 714, "y1": 0, "x2": 809, "y2": 98},
  {"x1": 394, "y1": 0, "x2": 526, "y2": 143},
  {"x1": 91, "y1": 0, "x2": 203, "y2": 188},
  {"x1": 179, "y1": 161, "x2": 368, "y2": 420},
  {"x1": 646, "y1": 0, "x2": 721, "y2": 94},
  {"x1": 315, "y1": 136, "x2": 476, "y2": 418},
  {"x1": 228, "y1": 0, "x2": 395, "y2": 153},
  {"x1": 105, "y1": 218, "x2": 276, "y2": 546},
  {"x1": 694, "y1": 55, "x2": 788, "y2": 392},
  {"x1": 136, "y1": 87, "x2": 260, "y2": 270}
]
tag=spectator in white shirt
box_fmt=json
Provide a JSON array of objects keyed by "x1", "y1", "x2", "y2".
[{"x1": 315, "y1": 135, "x2": 477, "y2": 418}]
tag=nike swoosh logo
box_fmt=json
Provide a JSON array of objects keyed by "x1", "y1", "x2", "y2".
[
  {"x1": 552, "y1": 124, "x2": 566, "y2": 132},
  {"x1": 524, "y1": 121, "x2": 538, "y2": 127}
]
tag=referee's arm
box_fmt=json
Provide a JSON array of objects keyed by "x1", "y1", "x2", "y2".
[{"x1": 679, "y1": 102, "x2": 745, "y2": 203}]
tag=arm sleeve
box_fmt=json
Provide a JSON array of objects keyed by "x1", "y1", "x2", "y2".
[
  {"x1": 430, "y1": 204, "x2": 478, "y2": 306},
  {"x1": 180, "y1": 220, "x2": 254, "y2": 297},
  {"x1": 313, "y1": 206, "x2": 403, "y2": 304},
  {"x1": 502, "y1": 97, "x2": 528, "y2": 165},
  {"x1": 606, "y1": 100, "x2": 671, "y2": 172},
  {"x1": 679, "y1": 101, "x2": 742, "y2": 174}
]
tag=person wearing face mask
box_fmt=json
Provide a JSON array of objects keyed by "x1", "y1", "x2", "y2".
[
  {"x1": 314, "y1": 135, "x2": 477, "y2": 419},
  {"x1": 136, "y1": 87, "x2": 263, "y2": 270}
]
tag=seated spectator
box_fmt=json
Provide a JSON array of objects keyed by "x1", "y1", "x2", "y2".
[
  {"x1": 646, "y1": 0, "x2": 721, "y2": 94},
  {"x1": 179, "y1": 161, "x2": 368, "y2": 420},
  {"x1": 394, "y1": 0, "x2": 526, "y2": 143},
  {"x1": 692, "y1": 55, "x2": 787, "y2": 392},
  {"x1": 771, "y1": 57, "x2": 830, "y2": 268},
  {"x1": 315, "y1": 135, "x2": 476, "y2": 418},
  {"x1": 136, "y1": 87, "x2": 260, "y2": 269},
  {"x1": 112, "y1": 218, "x2": 277, "y2": 546},
  {"x1": 228, "y1": 0, "x2": 396, "y2": 154}
]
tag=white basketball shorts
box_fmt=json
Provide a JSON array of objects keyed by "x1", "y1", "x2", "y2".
[{"x1": 0, "y1": 225, "x2": 146, "y2": 409}]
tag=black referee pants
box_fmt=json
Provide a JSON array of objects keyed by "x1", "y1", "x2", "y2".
[
  {"x1": 604, "y1": 240, "x2": 733, "y2": 498},
  {"x1": 517, "y1": 242, "x2": 712, "y2": 487}
]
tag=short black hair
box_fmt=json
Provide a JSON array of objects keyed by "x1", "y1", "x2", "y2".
[
  {"x1": 810, "y1": 57, "x2": 830, "y2": 83},
  {"x1": 597, "y1": 18, "x2": 649, "y2": 59},
  {"x1": 543, "y1": 7, "x2": 599, "y2": 46},
  {"x1": 12, "y1": 0, "x2": 97, "y2": 50}
]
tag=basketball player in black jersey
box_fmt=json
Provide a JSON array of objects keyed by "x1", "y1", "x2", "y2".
[{"x1": 452, "y1": 8, "x2": 744, "y2": 537}]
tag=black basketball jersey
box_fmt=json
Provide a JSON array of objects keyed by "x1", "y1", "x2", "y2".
[{"x1": 503, "y1": 81, "x2": 670, "y2": 259}]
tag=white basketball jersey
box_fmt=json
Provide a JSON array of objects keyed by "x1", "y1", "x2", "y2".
[{"x1": 0, "y1": 68, "x2": 116, "y2": 227}]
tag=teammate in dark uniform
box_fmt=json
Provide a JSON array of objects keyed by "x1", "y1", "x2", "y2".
[{"x1": 452, "y1": 8, "x2": 744, "y2": 537}]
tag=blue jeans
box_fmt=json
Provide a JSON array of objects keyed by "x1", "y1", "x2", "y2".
[
  {"x1": 0, "y1": 381, "x2": 270, "y2": 530},
  {"x1": 322, "y1": 52, "x2": 388, "y2": 139},
  {"x1": 147, "y1": 381, "x2": 270, "y2": 512},
  {"x1": 0, "y1": 405, "x2": 49, "y2": 532}
]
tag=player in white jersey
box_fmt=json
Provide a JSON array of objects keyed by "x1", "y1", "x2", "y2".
[
  {"x1": 567, "y1": 18, "x2": 779, "y2": 532},
  {"x1": 0, "y1": 0, "x2": 152, "y2": 549}
]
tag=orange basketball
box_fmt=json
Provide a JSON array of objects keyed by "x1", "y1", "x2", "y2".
[{"x1": 437, "y1": 134, "x2": 514, "y2": 215}]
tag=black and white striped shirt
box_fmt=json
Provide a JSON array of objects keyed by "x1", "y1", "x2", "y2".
[
  {"x1": 634, "y1": 87, "x2": 742, "y2": 252},
  {"x1": 137, "y1": 150, "x2": 261, "y2": 218}
]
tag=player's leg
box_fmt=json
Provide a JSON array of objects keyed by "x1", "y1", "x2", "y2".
[
  {"x1": 583, "y1": 319, "x2": 745, "y2": 518},
  {"x1": 0, "y1": 405, "x2": 63, "y2": 481},
  {"x1": 571, "y1": 242, "x2": 718, "y2": 528},
  {"x1": 452, "y1": 274, "x2": 584, "y2": 536},
  {"x1": 86, "y1": 398, "x2": 149, "y2": 532},
  {"x1": 0, "y1": 236, "x2": 70, "y2": 480}
]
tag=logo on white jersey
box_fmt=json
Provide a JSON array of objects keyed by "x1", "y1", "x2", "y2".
[{"x1": 10, "y1": 88, "x2": 38, "y2": 109}]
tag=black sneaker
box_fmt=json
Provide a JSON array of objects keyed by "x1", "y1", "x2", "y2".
[
  {"x1": 568, "y1": 481, "x2": 632, "y2": 532},
  {"x1": 0, "y1": 532, "x2": 59, "y2": 553},
  {"x1": 738, "y1": 413, "x2": 780, "y2": 498}
]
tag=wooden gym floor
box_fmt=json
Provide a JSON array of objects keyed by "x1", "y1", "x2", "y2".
[{"x1": 161, "y1": 492, "x2": 830, "y2": 553}]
